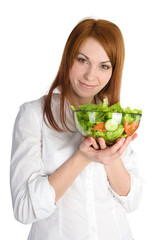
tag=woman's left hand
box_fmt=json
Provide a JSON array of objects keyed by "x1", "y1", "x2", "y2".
[
  {"x1": 80, "y1": 133, "x2": 137, "y2": 166},
  {"x1": 98, "y1": 133, "x2": 137, "y2": 150}
]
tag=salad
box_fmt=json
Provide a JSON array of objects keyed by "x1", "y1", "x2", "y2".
[{"x1": 71, "y1": 99, "x2": 142, "y2": 144}]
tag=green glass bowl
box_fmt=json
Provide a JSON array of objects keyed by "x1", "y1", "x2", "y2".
[{"x1": 73, "y1": 111, "x2": 142, "y2": 146}]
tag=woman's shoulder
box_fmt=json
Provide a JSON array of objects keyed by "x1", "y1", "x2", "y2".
[
  {"x1": 17, "y1": 96, "x2": 45, "y2": 127},
  {"x1": 20, "y1": 96, "x2": 44, "y2": 113}
]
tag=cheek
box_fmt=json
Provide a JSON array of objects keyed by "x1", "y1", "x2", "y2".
[
  {"x1": 69, "y1": 70, "x2": 76, "y2": 88},
  {"x1": 100, "y1": 70, "x2": 112, "y2": 85},
  {"x1": 69, "y1": 64, "x2": 80, "y2": 81}
]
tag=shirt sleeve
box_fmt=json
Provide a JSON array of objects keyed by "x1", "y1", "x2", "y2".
[
  {"x1": 107, "y1": 144, "x2": 144, "y2": 213},
  {"x1": 10, "y1": 101, "x2": 56, "y2": 224}
]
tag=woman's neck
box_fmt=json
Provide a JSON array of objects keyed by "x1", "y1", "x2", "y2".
[{"x1": 66, "y1": 87, "x2": 95, "y2": 109}]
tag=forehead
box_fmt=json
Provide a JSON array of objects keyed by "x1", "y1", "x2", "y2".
[{"x1": 78, "y1": 37, "x2": 109, "y2": 61}]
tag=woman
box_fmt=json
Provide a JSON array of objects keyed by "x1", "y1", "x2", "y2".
[{"x1": 10, "y1": 18, "x2": 143, "y2": 240}]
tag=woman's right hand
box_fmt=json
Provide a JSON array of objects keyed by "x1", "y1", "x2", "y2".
[{"x1": 79, "y1": 135, "x2": 135, "y2": 166}]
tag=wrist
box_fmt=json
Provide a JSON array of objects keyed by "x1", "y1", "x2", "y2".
[
  {"x1": 104, "y1": 157, "x2": 121, "y2": 169},
  {"x1": 76, "y1": 149, "x2": 92, "y2": 165}
]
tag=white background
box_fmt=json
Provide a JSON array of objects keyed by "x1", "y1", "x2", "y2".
[{"x1": 0, "y1": 0, "x2": 160, "y2": 239}]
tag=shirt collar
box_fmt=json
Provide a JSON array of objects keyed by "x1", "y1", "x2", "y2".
[{"x1": 52, "y1": 87, "x2": 61, "y2": 94}]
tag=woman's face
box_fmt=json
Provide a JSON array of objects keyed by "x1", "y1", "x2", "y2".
[{"x1": 68, "y1": 37, "x2": 112, "y2": 106}]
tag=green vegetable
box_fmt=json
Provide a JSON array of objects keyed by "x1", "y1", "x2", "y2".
[
  {"x1": 70, "y1": 105, "x2": 77, "y2": 111},
  {"x1": 71, "y1": 100, "x2": 142, "y2": 144},
  {"x1": 105, "y1": 125, "x2": 124, "y2": 142},
  {"x1": 73, "y1": 99, "x2": 142, "y2": 114},
  {"x1": 92, "y1": 125, "x2": 124, "y2": 143},
  {"x1": 105, "y1": 119, "x2": 118, "y2": 132}
]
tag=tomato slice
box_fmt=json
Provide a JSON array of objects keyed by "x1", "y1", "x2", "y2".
[
  {"x1": 124, "y1": 121, "x2": 139, "y2": 136},
  {"x1": 93, "y1": 122, "x2": 107, "y2": 132}
]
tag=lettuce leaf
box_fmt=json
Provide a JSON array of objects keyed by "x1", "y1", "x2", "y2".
[
  {"x1": 92, "y1": 125, "x2": 124, "y2": 142},
  {"x1": 71, "y1": 100, "x2": 142, "y2": 144},
  {"x1": 72, "y1": 100, "x2": 142, "y2": 114}
]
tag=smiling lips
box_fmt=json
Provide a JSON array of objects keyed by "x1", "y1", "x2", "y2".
[{"x1": 79, "y1": 81, "x2": 97, "y2": 89}]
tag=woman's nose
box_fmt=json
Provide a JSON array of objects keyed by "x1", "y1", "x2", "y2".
[{"x1": 84, "y1": 65, "x2": 97, "y2": 81}]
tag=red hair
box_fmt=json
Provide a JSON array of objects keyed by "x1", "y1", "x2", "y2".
[{"x1": 43, "y1": 18, "x2": 125, "y2": 132}]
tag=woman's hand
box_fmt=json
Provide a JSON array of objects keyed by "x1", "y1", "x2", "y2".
[{"x1": 79, "y1": 134, "x2": 137, "y2": 166}]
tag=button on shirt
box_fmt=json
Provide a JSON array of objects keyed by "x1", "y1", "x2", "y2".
[{"x1": 10, "y1": 89, "x2": 144, "y2": 240}]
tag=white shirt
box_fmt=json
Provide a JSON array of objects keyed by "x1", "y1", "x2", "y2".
[{"x1": 10, "y1": 89, "x2": 143, "y2": 240}]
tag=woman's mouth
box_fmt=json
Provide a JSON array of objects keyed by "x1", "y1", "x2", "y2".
[{"x1": 79, "y1": 81, "x2": 97, "y2": 89}]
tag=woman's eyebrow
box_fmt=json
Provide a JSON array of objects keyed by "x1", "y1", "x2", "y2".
[
  {"x1": 77, "y1": 52, "x2": 111, "y2": 63},
  {"x1": 77, "y1": 52, "x2": 89, "y2": 59},
  {"x1": 101, "y1": 60, "x2": 111, "y2": 64}
]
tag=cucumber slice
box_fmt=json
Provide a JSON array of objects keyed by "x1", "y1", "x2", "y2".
[{"x1": 105, "y1": 119, "x2": 118, "y2": 132}]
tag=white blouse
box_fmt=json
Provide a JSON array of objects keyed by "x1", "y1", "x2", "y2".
[{"x1": 10, "y1": 88, "x2": 143, "y2": 240}]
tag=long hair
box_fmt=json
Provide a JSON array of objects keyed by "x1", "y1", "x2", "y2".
[{"x1": 43, "y1": 18, "x2": 125, "y2": 132}]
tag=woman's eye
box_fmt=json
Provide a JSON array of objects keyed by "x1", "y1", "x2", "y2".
[
  {"x1": 77, "y1": 57, "x2": 87, "y2": 63},
  {"x1": 100, "y1": 65, "x2": 110, "y2": 70}
]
